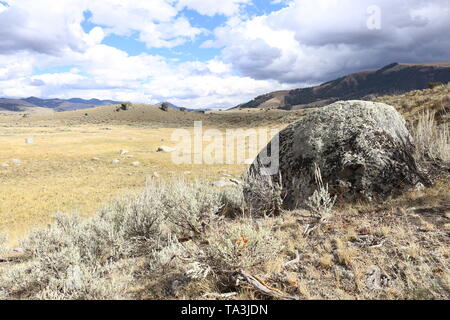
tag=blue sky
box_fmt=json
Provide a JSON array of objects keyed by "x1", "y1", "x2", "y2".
[
  {"x1": 0, "y1": 0, "x2": 449, "y2": 109},
  {"x1": 81, "y1": 1, "x2": 286, "y2": 62}
]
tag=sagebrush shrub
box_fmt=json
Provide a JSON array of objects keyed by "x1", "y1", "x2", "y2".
[
  {"x1": 0, "y1": 178, "x2": 243, "y2": 300},
  {"x1": 1, "y1": 233, "x2": 126, "y2": 300},
  {"x1": 206, "y1": 221, "x2": 282, "y2": 270},
  {"x1": 149, "y1": 234, "x2": 188, "y2": 270},
  {"x1": 159, "y1": 178, "x2": 224, "y2": 236},
  {"x1": 219, "y1": 184, "x2": 246, "y2": 217},
  {"x1": 244, "y1": 172, "x2": 284, "y2": 217}
]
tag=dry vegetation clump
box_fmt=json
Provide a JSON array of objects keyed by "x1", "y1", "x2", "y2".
[
  {"x1": 375, "y1": 85, "x2": 450, "y2": 177},
  {"x1": 411, "y1": 110, "x2": 449, "y2": 162},
  {"x1": 374, "y1": 82, "x2": 450, "y2": 124},
  {"x1": 243, "y1": 172, "x2": 284, "y2": 217},
  {"x1": 1, "y1": 173, "x2": 448, "y2": 300},
  {"x1": 305, "y1": 164, "x2": 337, "y2": 221},
  {"x1": 206, "y1": 222, "x2": 282, "y2": 271},
  {"x1": 160, "y1": 103, "x2": 169, "y2": 112}
]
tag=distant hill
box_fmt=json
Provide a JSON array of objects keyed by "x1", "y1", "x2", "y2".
[
  {"x1": 0, "y1": 97, "x2": 121, "y2": 113},
  {"x1": 236, "y1": 62, "x2": 450, "y2": 110},
  {"x1": 156, "y1": 102, "x2": 192, "y2": 111}
]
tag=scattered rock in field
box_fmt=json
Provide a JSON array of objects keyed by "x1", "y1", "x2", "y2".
[
  {"x1": 153, "y1": 172, "x2": 160, "y2": 178},
  {"x1": 213, "y1": 178, "x2": 240, "y2": 188},
  {"x1": 25, "y1": 138, "x2": 33, "y2": 144},
  {"x1": 246, "y1": 100, "x2": 429, "y2": 209},
  {"x1": 112, "y1": 159, "x2": 120, "y2": 164},
  {"x1": 1, "y1": 163, "x2": 9, "y2": 167},
  {"x1": 92, "y1": 157, "x2": 101, "y2": 161},
  {"x1": 131, "y1": 161, "x2": 140, "y2": 167},
  {"x1": 407, "y1": 182, "x2": 426, "y2": 192},
  {"x1": 11, "y1": 159, "x2": 21, "y2": 165},
  {"x1": 157, "y1": 146, "x2": 176, "y2": 153},
  {"x1": 119, "y1": 149, "x2": 129, "y2": 155},
  {"x1": 13, "y1": 248, "x2": 24, "y2": 254},
  {"x1": 184, "y1": 171, "x2": 191, "y2": 175}
]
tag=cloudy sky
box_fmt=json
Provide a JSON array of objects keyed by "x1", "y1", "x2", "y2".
[{"x1": 0, "y1": 0, "x2": 449, "y2": 109}]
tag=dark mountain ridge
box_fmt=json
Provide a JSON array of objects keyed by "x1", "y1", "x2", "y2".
[{"x1": 236, "y1": 62, "x2": 450, "y2": 110}]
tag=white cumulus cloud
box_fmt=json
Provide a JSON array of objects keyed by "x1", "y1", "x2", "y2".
[
  {"x1": 1, "y1": 0, "x2": 449, "y2": 109},
  {"x1": 209, "y1": 0, "x2": 450, "y2": 83},
  {"x1": 177, "y1": 0, "x2": 251, "y2": 17}
]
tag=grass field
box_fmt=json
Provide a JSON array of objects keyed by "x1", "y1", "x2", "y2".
[
  {"x1": 0, "y1": 95, "x2": 448, "y2": 300},
  {"x1": 0, "y1": 123, "x2": 280, "y2": 244}
]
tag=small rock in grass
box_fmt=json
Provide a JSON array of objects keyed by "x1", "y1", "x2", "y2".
[
  {"x1": 131, "y1": 161, "x2": 140, "y2": 167},
  {"x1": 25, "y1": 138, "x2": 33, "y2": 144},
  {"x1": 119, "y1": 149, "x2": 129, "y2": 155},
  {"x1": 11, "y1": 159, "x2": 21, "y2": 165},
  {"x1": 157, "y1": 146, "x2": 176, "y2": 153},
  {"x1": 1, "y1": 163, "x2": 9, "y2": 167},
  {"x1": 112, "y1": 159, "x2": 120, "y2": 164},
  {"x1": 413, "y1": 182, "x2": 425, "y2": 192}
]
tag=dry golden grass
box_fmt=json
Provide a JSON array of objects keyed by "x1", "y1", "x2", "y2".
[
  {"x1": 374, "y1": 83, "x2": 450, "y2": 124},
  {"x1": 258, "y1": 182, "x2": 449, "y2": 300},
  {"x1": 0, "y1": 124, "x2": 279, "y2": 244}
]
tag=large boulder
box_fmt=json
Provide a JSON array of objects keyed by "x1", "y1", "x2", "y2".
[{"x1": 245, "y1": 100, "x2": 428, "y2": 209}]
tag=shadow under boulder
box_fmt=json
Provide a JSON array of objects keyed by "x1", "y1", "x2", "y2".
[{"x1": 245, "y1": 100, "x2": 431, "y2": 210}]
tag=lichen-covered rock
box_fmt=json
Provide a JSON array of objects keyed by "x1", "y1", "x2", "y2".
[{"x1": 246, "y1": 100, "x2": 428, "y2": 208}]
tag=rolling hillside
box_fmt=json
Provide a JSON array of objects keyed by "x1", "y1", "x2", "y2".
[{"x1": 236, "y1": 62, "x2": 450, "y2": 110}]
